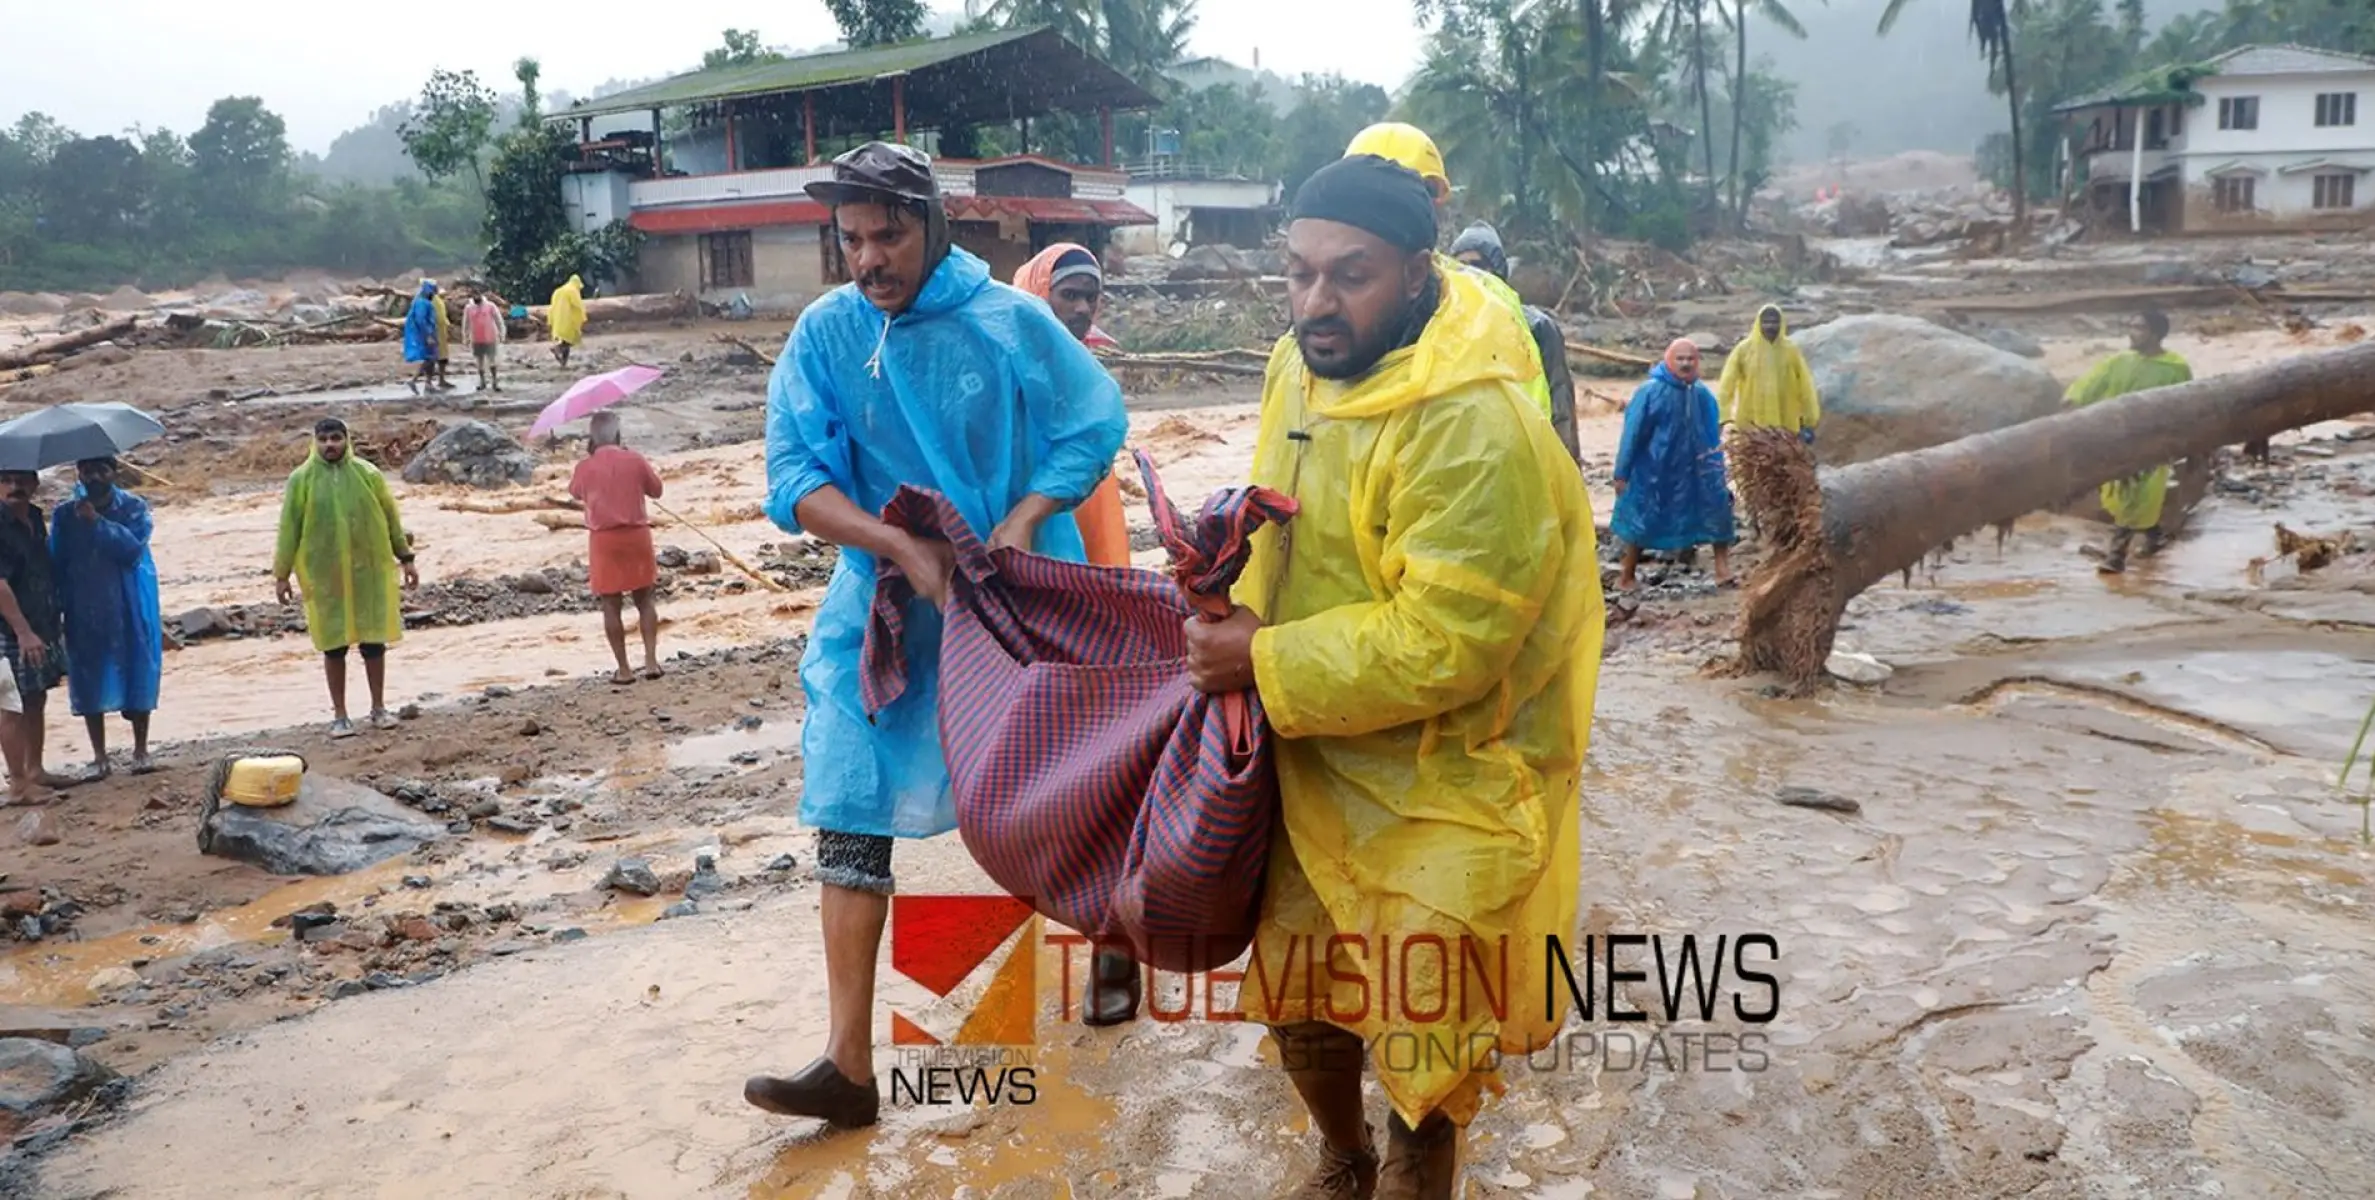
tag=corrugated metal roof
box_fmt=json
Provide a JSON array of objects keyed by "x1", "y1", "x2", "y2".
[
  {"x1": 2207, "y1": 44, "x2": 2375, "y2": 76},
  {"x1": 560, "y1": 27, "x2": 1157, "y2": 121}
]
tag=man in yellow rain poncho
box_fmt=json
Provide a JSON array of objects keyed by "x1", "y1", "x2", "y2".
[
  {"x1": 2065, "y1": 308, "x2": 2192, "y2": 573},
  {"x1": 1717, "y1": 303, "x2": 1820, "y2": 440},
  {"x1": 1185, "y1": 155, "x2": 1603, "y2": 1200},
  {"x1": 549, "y1": 274, "x2": 587, "y2": 367},
  {"x1": 1343, "y1": 123, "x2": 1556, "y2": 426},
  {"x1": 273, "y1": 418, "x2": 419, "y2": 737}
]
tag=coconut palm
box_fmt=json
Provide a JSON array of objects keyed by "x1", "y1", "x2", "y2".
[
  {"x1": 1722, "y1": 0, "x2": 1811, "y2": 224},
  {"x1": 1879, "y1": 0, "x2": 2027, "y2": 224}
]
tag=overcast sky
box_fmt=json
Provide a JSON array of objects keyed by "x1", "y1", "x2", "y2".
[{"x1": 4, "y1": 2, "x2": 1427, "y2": 153}]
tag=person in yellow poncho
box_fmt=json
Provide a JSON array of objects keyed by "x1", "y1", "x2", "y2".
[
  {"x1": 1185, "y1": 156, "x2": 1603, "y2": 1200},
  {"x1": 1717, "y1": 303, "x2": 1820, "y2": 439},
  {"x1": 1344, "y1": 123, "x2": 1556, "y2": 426},
  {"x1": 549, "y1": 274, "x2": 587, "y2": 367},
  {"x1": 273, "y1": 418, "x2": 419, "y2": 738},
  {"x1": 2065, "y1": 309, "x2": 2193, "y2": 573}
]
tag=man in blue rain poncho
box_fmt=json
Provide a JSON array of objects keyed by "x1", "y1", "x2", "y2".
[
  {"x1": 743, "y1": 142, "x2": 1128, "y2": 1130},
  {"x1": 402, "y1": 280, "x2": 441, "y2": 396},
  {"x1": 1613, "y1": 337, "x2": 1737, "y2": 591},
  {"x1": 50, "y1": 457, "x2": 162, "y2": 778}
]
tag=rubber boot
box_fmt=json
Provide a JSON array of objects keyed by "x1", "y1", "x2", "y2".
[
  {"x1": 2098, "y1": 527, "x2": 2134, "y2": 575},
  {"x1": 1377, "y1": 1111, "x2": 1460, "y2": 1200},
  {"x1": 1274, "y1": 1023, "x2": 1378, "y2": 1200},
  {"x1": 2140, "y1": 525, "x2": 2167, "y2": 559},
  {"x1": 1083, "y1": 946, "x2": 1141, "y2": 1027}
]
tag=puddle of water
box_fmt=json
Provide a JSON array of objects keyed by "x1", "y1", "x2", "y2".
[
  {"x1": 605, "y1": 721, "x2": 801, "y2": 791},
  {"x1": 2135, "y1": 811, "x2": 2373, "y2": 897},
  {"x1": 0, "y1": 858, "x2": 413, "y2": 1007},
  {"x1": 2052, "y1": 649, "x2": 2375, "y2": 761}
]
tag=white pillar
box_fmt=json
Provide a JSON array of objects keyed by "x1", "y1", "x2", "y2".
[{"x1": 2129, "y1": 107, "x2": 2146, "y2": 233}]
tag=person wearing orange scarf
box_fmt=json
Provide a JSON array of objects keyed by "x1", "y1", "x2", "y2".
[{"x1": 1014, "y1": 244, "x2": 1131, "y2": 568}]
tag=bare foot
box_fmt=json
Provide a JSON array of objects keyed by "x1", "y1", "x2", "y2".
[{"x1": 640, "y1": 665, "x2": 665, "y2": 681}]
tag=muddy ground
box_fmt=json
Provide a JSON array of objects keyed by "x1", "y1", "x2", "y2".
[{"x1": 3, "y1": 250, "x2": 2375, "y2": 1196}]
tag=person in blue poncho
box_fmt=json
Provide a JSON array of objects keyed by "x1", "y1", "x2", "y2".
[
  {"x1": 401, "y1": 279, "x2": 441, "y2": 396},
  {"x1": 1612, "y1": 337, "x2": 1737, "y2": 591},
  {"x1": 743, "y1": 142, "x2": 1127, "y2": 1130},
  {"x1": 49, "y1": 457, "x2": 162, "y2": 778}
]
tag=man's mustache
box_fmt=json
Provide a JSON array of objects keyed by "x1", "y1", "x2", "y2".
[
  {"x1": 1296, "y1": 317, "x2": 1353, "y2": 342},
  {"x1": 859, "y1": 269, "x2": 899, "y2": 291}
]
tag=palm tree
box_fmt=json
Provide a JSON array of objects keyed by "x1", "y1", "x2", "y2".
[
  {"x1": 1880, "y1": 0, "x2": 2026, "y2": 224},
  {"x1": 1723, "y1": 0, "x2": 1810, "y2": 225}
]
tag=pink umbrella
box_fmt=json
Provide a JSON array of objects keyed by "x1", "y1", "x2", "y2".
[{"x1": 528, "y1": 364, "x2": 665, "y2": 438}]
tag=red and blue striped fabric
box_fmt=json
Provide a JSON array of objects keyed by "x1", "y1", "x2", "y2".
[{"x1": 862, "y1": 455, "x2": 1296, "y2": 973}]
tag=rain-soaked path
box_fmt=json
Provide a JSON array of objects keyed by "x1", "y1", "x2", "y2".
[{"x1": 27, "y1": 449, "x2": 2375, "y2": 1198}]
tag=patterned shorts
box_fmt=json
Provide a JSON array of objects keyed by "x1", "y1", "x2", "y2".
[
  {"x1": 0, "y1": 624, "x2": 64, "y2": 702},
  {"x1": 813, "y1": 830, "x2": 894, "y2": 895}
]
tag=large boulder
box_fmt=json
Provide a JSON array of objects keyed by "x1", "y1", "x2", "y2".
[
  {"x1": 0, "y1": 1038, "x2": 118, "y2": 1137},
  {"x1": 402, "y1": 420, "x2": 537, "y2": 489},
  {"x1": 199, "y1": 772, "x2": 447, "y2": 876},
  {"x1": 1794, "y1": 314, "x2": 2067, "y2": 466}
]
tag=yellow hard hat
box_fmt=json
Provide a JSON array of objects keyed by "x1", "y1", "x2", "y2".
[{"x1": 1344, "y1": 123, "x2": 1449, "y2": 197}]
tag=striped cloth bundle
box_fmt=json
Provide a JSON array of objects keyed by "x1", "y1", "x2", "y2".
[{"x1": 861, "y1": 453, "x2": 1297, "y2": 972}]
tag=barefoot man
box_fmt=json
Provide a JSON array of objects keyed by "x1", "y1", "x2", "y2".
[
  {"x1": 1185, "y1": 155, "x2": 1602, "y2": 1198},
  {"x1": 0, "y1": 470, "x2": 69, "y2": 804},
  {"x1": 274, "y1": 418, "x2": 418, "y2": 738},
  {"x1": 569, "y1": 411, "x2": 665, "y2": 683},
  {"x1": 50, "y1": 457, "x2": 163, "y2": 778},
  {"x1": 743, "y1": 142, "x2": 1125, "y2": 1128}
]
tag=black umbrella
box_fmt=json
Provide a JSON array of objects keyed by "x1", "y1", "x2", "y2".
[{"x1": 0, "y1": 403, "x2": 167, "y2": 472}]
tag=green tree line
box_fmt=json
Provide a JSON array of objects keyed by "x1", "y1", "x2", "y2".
[{"x1": 0, "y1": 100, "x2": 483, "y2": 293}]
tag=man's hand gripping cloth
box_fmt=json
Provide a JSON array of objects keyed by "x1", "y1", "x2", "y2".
[{"x1": 861, "y1": 453, "x2": 1296, "y2": 972}]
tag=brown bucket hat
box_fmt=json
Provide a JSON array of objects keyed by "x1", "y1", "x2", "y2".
[{"x1": 803, "y1": 141, "x2": 941, "y2": 208}]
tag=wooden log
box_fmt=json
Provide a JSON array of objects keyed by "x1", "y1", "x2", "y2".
[
  {"x1": 1566, "y1": 341, "x2": 1656, "y2": 370},
  {"x1": 0, "y1": 316, "x2": 138, "y2": 371},
  {"x1": 1734, "y1": 341, "x2": 2375, "y2": 685}
]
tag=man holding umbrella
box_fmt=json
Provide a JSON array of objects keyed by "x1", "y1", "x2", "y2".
[
  {"x1": 0, "y1": 469, "x2": 66, "y2": 805},
  {"x1": 0, "y1": 400, "x2": 169, "y2": 801},
  {"x1": 51, "y1": 456, "x2": 163, "y2": 778}
]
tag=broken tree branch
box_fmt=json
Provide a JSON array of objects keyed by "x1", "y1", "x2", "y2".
[{"x1": 0, "y1": 316, "x2": 137, "y2": 370}]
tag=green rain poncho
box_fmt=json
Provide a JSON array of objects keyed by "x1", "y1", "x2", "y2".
[
  {"x1": 2064, "y1": 349, "x2": 2193, "y2": 530},
  {"x1": 273, "y1": 450, "x2": 411, "y2": 652}
]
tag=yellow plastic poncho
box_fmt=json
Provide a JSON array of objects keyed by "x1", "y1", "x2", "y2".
[
  {"x1": 2065, "y1": 348, "x2": 2193, "y2": 530},
  {"x1": 1235, "y1": 263, "x2": 1605, "y2": 1128},
  {"x1": 431, "y1": 293, "x2": 453, "y2": 360},
  {"x1": 1717, "y1": 304, "x2": 1821, "y2": 433},
  {"x1": 273, "y1": 450, "x2": 411, "y2": 653},
  {"x1": 549, "y1": 275, "x2": 587, "y2": 346},
  {"x1": 1448, "y1": 254, "x2": 1555, "y2": 421}
]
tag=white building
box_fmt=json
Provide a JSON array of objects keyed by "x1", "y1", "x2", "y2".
[
  {"x1": 1116, "y1": 167, "x2": 1280, "y2": 257},
  {"x1": 2057, "y1": 44, "x2": 2375, "y2": 233}
]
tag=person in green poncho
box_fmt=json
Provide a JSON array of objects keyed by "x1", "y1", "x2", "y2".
[
  {"x1": 2065, "y1": 309, "x2": 2193, "y2": 574},
  {"x1": 273, "y1": 418, "x2": 420, "y2": 737}
]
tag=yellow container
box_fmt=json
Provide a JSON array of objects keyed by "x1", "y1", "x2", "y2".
[{"x1": 222, "y1": 756, "x2": 305, "y2": 808}]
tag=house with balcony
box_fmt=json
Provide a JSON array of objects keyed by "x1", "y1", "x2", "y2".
[
  {"x1": 552, "y1": 27, "x2": 1159, "y2": 303},
  {"x1": 2056, "y1": 44, "x2": 2375, "y2": 234}
]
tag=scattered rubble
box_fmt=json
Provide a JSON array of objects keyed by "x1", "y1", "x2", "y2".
[
  {"x1": 199, "y1": 773, "x2": 450, "y2": 876},
  {"x1": 401, "y1": 420, "x2": 538, "y2": 489}
]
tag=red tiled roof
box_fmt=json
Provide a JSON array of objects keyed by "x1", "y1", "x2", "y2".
[{"x1": 946, "y1": 195, "x2": 1156, "y2": 225}]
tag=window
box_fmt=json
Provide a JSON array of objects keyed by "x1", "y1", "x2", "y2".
[
  {"x1": 2218, "y1": 96, "x2": 2260, "y2": 131},
  {"x1": 2315, "y1": 173, "x2": 2358, "y2": 210},
  {"x1": 2146, "y1": 109, "x2": 2168, "y2": 149},
  {"x1": 2317, "y1": 92, "x2": 2358, "y2": 127},
  {"x1": 2214, "y1": 175, "x2": 2257, "y2": 213},
  {"x1": 699, "y1": 231, "x2": 754, "y2": 290}
]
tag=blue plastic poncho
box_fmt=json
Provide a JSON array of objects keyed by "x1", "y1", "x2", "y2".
[
  {"x1": 1612, "y1": 362, "x2": 1737, "y2": 552},
  {"x1": 765, "y1": 245, "x2": 1129, "y2": 839},
  {"x1": 48, "y1": 484, "x2": 162, "y2": 717},
  {"x1": 402, "y1": 282, "x2": 439, "y2": 364}
]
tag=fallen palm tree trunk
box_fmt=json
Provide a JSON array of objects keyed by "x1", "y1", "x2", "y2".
[
  {"x1": 1566, "y1": 342, "x2": 1656, "y2": 371},
  {"x1": 1736, "y1": 341, "x2": 2375, "y2": 683},
  {"x1": 0, "y1": 316, "x2": 138, "y2": 370}
]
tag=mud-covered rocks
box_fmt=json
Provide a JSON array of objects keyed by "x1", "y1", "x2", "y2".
[
  {"x1": 1794, "y1": 315, "x2": 2067, "y2": 466},
  {"x1": 199, "y1": 773, "x2": 448, "y2": 876},
  {"x1": 0, "y1": 1038, "x2": 119, "y2": 1136},
  {"x1": 401, "y1": 420, "x2": 536, "y2": 489}
]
